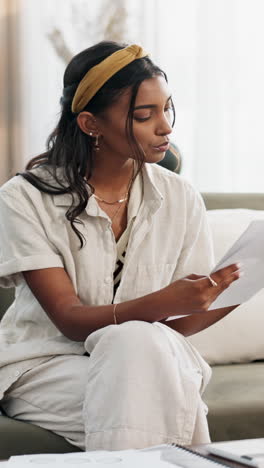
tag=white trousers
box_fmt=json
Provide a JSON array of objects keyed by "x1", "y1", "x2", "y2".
[{"x1": 2, "y1": 321, "x2": 211, "y2": 451}]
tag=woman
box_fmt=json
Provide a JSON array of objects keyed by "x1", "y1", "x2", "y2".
[{"x1": 0, "y1": 41, "x2": 240, "y2": 451}]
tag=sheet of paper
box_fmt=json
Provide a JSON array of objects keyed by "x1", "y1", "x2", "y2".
[
  {"x1": 166, "y1": 219, "x2": 264, "y2": 319},
  {"x1": 209, "y1": 219, "x2": 264, "y2": 309},
  {"x1": 6, "y1": 446, "x2": 179, "y2": 468}
]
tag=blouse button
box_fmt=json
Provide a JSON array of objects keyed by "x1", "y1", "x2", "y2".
[{"x1": 104, "y1": 276, "x2": 112, "y2": 284}]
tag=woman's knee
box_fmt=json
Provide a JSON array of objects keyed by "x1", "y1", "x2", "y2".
[{"x1": 85, "y1": 320, "x2": 171, "y2": 360}]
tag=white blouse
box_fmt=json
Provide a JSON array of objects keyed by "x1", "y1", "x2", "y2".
[{"x1": 0, "y1": 163, "x2": 214, "y2": 399}]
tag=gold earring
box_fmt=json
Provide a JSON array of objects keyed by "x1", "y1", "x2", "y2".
[{"x1": 94, "y1": 134, "x2": 100, "y2": 151}]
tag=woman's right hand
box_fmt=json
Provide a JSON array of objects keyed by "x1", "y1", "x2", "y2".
[{"x1": 159, "y1": 263, "x2": 242, "y2": 318}]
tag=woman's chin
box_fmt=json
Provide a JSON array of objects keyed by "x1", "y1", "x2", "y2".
[{"x1": 144, "y1": 152, "x2": 166, "y2": 164}]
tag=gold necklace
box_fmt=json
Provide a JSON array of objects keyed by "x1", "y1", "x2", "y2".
[
  {"x1": 95, "y1": 164, "x2": 135, "y2": 224},
  {"x1": 93, "y1": 193, "x2": 128, "y2": 205},
  {"x1": 92, "y1": 161, "x2": 135, "y2": 208},
  {"x1": 109, "y1": 198, "x2": 128, "y2": 224},
  {"x1": 96, "y1": 189, "x2": 129, "y2": 224}
]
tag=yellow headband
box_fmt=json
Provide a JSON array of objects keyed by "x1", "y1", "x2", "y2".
[{"x1": 71, "y1": 44, "x2": 148, "y2": 113}]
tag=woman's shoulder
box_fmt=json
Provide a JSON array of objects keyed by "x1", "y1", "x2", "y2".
[
  {"x1": 145, "y1": 163, "x2": 206, "y2": 216},
  {"x1": 0, "y1": 165, "x2": 56, "y2": 199},
  {"x1": 0, "y1": 173, "x2": 32, "y2": 198},
  {"x1": 146, "y1": 162, "x2": 201, "y2": 199}
]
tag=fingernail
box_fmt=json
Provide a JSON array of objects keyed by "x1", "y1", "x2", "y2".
[
  {"x1": 238, "y1": 271, "x2": 244, "y2": 277},
  {"x1": 236, "y1": 262, "x2": 243, "y2": 269}
]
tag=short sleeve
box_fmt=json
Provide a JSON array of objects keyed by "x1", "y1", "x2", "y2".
[
  {"x1": 172, "y1": 184, "x2": 215, "y2": 281},
  {"x1": 0, "y1": 187, "x2": 64, "y2": 288}
]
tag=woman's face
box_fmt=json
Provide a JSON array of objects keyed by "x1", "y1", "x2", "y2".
[{"x1": 95, "y1": 75, "x2": 173, "y2": 164}]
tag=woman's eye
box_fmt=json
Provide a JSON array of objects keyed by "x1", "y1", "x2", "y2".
[{"x1": 133, "y1": 114, "x2": 151, "y2": 122}]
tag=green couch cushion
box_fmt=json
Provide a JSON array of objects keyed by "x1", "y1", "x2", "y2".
[
  {"x1": 204, "y1": 362, "x2": 264, "y2": 442},
  {"x1": 0, "y1": 413, "x2": 81, "y2": 457},
  {"x1": 0, "y1": 287, "x2": 15, "y2": 320}
]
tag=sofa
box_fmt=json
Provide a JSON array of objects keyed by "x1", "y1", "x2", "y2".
[{"x1": 1, "y1": 191, "x2": 264, "y2": 457}]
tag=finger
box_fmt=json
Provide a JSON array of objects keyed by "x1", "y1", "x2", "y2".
[
  {"x1": 207, "y1": 275, "x2": 218, "y2": 287},
  {"x1": 220, "y1": 268, "x2": 242, "y2": 291},
  {"x1": 209, "y1": 269, "x2": 241, "y2": 295},
  {"x1": 211, "y1": 263, "x2": 242, "y2": 285}
]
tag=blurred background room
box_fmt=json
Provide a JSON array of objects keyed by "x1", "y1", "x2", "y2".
[{"x1": 1, "y1": 0, "x2": 264, "y2": 192}]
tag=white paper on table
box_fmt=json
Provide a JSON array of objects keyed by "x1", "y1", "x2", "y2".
[
  {"x1": 6, "y1": 445, "x2": 179, "y2": 468},
  {"x1": 209, "y1": 219, "x2": 264, "y2": 309}
]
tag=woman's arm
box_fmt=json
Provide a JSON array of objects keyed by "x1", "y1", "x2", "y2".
[
  {"x1": 160, "y1": 305, "x2": 238, "y2": 337},
  {"x1": 24, "y1": 267, "x2": 172, "y2": 341},
  {"x1": 23, "y1": 262, "x2": 240, "y2": 341},
  {"x1": 24, "y1": 267, "x2": 174, "y2": 341}
]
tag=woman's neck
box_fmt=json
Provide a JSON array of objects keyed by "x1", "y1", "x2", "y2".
[{"x1": 87, "y1": 157, "x2": 136, "y2": 198}]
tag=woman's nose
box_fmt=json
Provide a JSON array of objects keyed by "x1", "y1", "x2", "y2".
[{"x1": 157, "y1": 114, "x2": 173, "y2": 136}]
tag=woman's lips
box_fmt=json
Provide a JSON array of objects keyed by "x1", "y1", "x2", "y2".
[{"x1": 152, "y1": 142, "x2": 170, "y2": 152}]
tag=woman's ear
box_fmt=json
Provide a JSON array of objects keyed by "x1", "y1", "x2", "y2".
[{"x1": 77, "y1": 112, "x2": 99, "y2": 136}]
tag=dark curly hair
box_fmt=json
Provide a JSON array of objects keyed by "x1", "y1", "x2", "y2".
[{"x1": 19, "y1": 41, "x2": 175, "y2": 248}]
